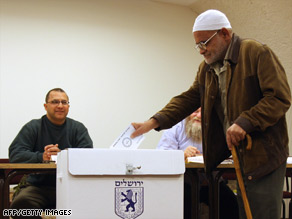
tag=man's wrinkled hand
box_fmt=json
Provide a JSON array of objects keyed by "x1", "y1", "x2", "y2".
[{"x1": 226, "y1": 124, "x2": 246, "y2": 150}]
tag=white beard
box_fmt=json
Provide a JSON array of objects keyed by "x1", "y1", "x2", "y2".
[{"x1": 185, "y1": 119, "x2": 202, "y2": 143}]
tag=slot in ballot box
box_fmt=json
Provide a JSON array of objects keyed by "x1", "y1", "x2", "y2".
[{"x1": 57, "y1": 148, "x2": 185, "y2": 219}]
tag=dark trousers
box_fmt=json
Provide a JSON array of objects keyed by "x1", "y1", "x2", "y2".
[
  {"x1": 10, "y1": 184, "x2": 56, "y2": 219},
  {"x1": 237, "y1": 161, "x2": 286, "y2": 219}
]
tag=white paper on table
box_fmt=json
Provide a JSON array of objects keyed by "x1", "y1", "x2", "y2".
[
  {"x1": 287, "y1": 157, "x2": 292, "y2": 164},
  {"x1": 110, "y1": 124, "x2": 145, "y2": 149},
  {"x1": 187, "y1": 155, "x2": 233, "y2": 164},
  {"x1": 51, "y1": 155, "x2": 57, "y2": 163},
  {"x1": 187, "y1": 155, "x2": 204, "y2": 163}
]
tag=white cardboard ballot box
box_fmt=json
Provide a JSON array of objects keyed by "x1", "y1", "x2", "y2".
[{"x1": 56, "y1": 148, "x2": 185, "y2": 219}]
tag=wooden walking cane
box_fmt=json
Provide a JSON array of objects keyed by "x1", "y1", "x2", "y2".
[{"x1": 231, "y1": 134, "x2": 253, "y2": 219}]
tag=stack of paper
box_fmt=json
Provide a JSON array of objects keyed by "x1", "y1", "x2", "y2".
[{"x1": 187, "y1": 155, "x2": 233, "y2": 164}]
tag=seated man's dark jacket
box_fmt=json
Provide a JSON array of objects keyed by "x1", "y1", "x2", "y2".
[{"x1": 9, "y1": 115, "x2": 93, "y2": 186}]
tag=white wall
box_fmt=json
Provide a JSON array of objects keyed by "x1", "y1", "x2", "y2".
[{"x1": 0, "y1": 0, "x2": 201, "y2": 157}]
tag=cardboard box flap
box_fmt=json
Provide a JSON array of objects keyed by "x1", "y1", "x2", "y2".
[{"x1": 66, "y1": 148, "x2": 185, "y2": 175}]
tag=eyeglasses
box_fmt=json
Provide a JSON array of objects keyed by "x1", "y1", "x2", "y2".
[
  {"x1": 195, "y1": 30, "x2": 220, "y2": 52},
  {"x1": 47, "y1": 100, "x2": 69, "y2": 105}
]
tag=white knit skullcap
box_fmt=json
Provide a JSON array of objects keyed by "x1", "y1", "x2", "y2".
[{"x1": 193, "y1": 9, "x2": 232, "y2": 32}]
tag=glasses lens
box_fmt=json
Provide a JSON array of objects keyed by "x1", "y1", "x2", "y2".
[
  {"x1": 195, "y1": 45, "x2": 200, "y2": 52},
  {"x1": 51, "y1": 100, "x2": 60, "y2": 105},
  {"x1": 61, "y1": 101, "x2": 69, "y2": 105},
  {"x1": 195, "y1": 43, "x2": 206, "y2": 52}
]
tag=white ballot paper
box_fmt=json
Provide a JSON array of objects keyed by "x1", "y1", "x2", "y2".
[{"x1": 110, "y1": 124, "x2": 145, "y2": 149}]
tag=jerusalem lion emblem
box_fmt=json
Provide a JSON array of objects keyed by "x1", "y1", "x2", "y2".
[{"x1": 115, "y1": 187, "x2": 144, "y2": 219}]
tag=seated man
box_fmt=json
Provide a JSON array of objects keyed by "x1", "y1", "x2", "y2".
[
  {"x1": 157, "y1": 107, "x2": 202, "y2": 160},
  {"x1": 9, "y1": 88, "x2": 93, "y2": 217},
  {"x1": 157, "y1": 107, "x2": 238, "y2": 219}
]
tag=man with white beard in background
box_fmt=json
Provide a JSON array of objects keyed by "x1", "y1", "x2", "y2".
[{"x1": 157, "y1": 107, "x2": 202, "y2": 160}]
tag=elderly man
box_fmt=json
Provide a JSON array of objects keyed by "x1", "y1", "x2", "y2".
[
  {"x1": 132, "y1": 9, "x2": 291, "y2": 219},
  {"x1": 9, "y1": 88, "x2": 93, "y2": 217},
  {"x1": 157, "y1": 107, "x2": 238, "y2": 219}
]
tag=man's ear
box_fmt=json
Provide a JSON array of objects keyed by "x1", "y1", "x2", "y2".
[
  {"x1": 221, "y1": 27, "x2": 231, "y2": 38},
  {"x1": 44, "y1": 103, "x2": 47, "y2": 111},
  {"x1": 220, "y1": 28, "x2": 232, "y2": 41}
]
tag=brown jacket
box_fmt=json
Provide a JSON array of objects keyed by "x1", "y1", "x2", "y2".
[{"x1": 153, "y1": 34, "x2": 291, "y2": 180}]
